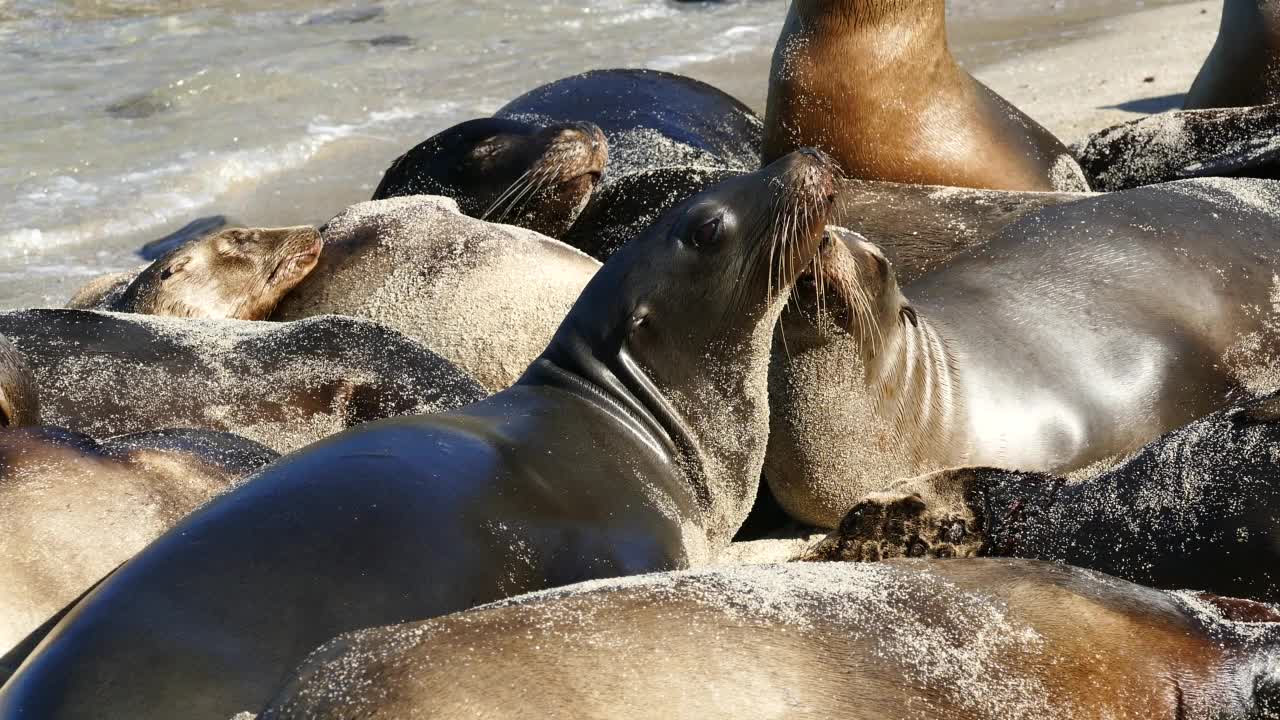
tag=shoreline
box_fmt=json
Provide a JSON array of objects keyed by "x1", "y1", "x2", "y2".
[{"x1": 1, "y1": 0, "x2": 1220, "y2": 310}]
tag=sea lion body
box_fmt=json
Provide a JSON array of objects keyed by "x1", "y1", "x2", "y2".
[
  {"x1": 1074, "y1": 104, "x2": 1280, "y2": 192},
  {"x1": 0, "y1": 151, "x2": 839, "y2": 720},
  {"x1": 1186, "y1": 0, "x2": 1280, "y2": 109},
  {"x1": 768, "y1": 178, "x2": 1280, "y2": 527},
  {"x1": 816, "y1": 391, "x2": 1280, "y2": 603},
  {"x1": 372, "y1": 118, "x2": 608, "y2": 238},
  {"x1": 0, "y1": 426, "x2": 277, "y2": 656},
  {"x1": 764, "y1": 0, "x2": 1088, "y2": 192},
  {"x1": 497, "y1": 68, "x2": 763, "y2": 178},
  {"x1": 261, "y1": 560, "x2": 1280, "y2": 720},
  {"x1": 0, "y1": 310, "x2": 484, "y2": 453},
  {"x1": 273, "y1": 195, "x2": 602, "y2": 392}
]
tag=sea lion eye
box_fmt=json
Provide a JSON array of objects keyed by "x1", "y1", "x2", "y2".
[{"x1": 689, "y1": 216, "x2": 722, "y2": 249}]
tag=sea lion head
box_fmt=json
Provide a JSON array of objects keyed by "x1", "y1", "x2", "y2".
[
  {"x1": 790, "y1": 225, "x2": 912, "y2": 355},
  {"x1": 0, "y1": 334, "x2": 39, "y2": 428},
  {"x1": 372, "y1": 117, "x2": 608, "y2": 238},
  {"x1": 538, "y1": 148, "x2": 841, "y2": 548},
  {"x1": 113, "y1": 226, "x2": 323, "y2": 320}
]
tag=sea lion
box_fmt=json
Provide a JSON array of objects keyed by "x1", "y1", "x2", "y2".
[
  {"x1": 371, "y1": 118, "x2": 609, "y2": 239},
  {"x1": 72, "y1": 226, "x2": 322, "y2": 320},
  {"x1": 766, "y1": 178, "x2": 1280, "y2": 528},
  {"x1": 496, "y1": 68, "x2": 763, "y2": 177},
  {"x1": 0, "y1": 334, "x2": 38, "y2": 428},
  {"x1": 0, "y1": 426, "x2": 277, "y2": 656},
  {"x1": 810, "y1": 391, "x2": 1280, "y2": 603},
  {"x1": 0, "y1": 310, "x2": 484, "y2": 453},
  {"x1": 260, "y1": 560, "x2": 1280, "y2": 720},
  {"x1": 0, "y1": 150, "x2": 839, "y2": 720},
  {"x1": 273, "y1": 195, "x2": 602, "y2": 392},
  {"x1": 763, "y1": 0, "x2": 1090, "y2": 192},
  {"x1": 1186, "y1": 0, "x2": 1280, "y2": 109},
  {"x1": 1073, "y1": 103, "x2": 1280, "y2": 192}
]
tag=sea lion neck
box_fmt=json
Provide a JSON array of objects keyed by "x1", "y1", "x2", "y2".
[
  {"x1": 525, "y1": 321, "x2": 702, "y2": 490},
  {"x1": 791, "y1": 0, "x2": 948, "y2": 46}
]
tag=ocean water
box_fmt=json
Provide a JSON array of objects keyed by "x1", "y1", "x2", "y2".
[{"x1": 1, "y1": 0, "x2": 1189, "y2": 308}]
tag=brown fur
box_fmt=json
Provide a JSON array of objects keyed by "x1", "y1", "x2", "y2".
[
  {"x1": 107, "y1": 226, "x2": 322, "y2": 320},
  {"x1": 764, "y1": 0, "x2": 1089, "y2": 192},
  {"x1": 1186, "y1": 0, "x2": 1280, "y2": 109}
]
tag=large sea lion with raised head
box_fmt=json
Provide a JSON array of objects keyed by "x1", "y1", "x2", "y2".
[
  {"x1": 763, "y1": 0, "x2": 1089, "y2": 192},
  {"x1": 1187, "y1": 0, "x2": 1280, "y2": 109},
  {"x1": 767, "y1": 178, "x2": 1280, "y2": 528},
  {"x1": 811, "y1": 391, "x2": 1280, "y2": 603},
  {"x1": 68, "y1": 226, "x2": 322, "y2": 319},
  {"x1": 260, "y1": 560, "x2": 1280, "y2": 720},
  {"x1": 372, "y1": 118, "x2": 608, "y2": 239},
  {"x1": 0, "y1": 310, "x2": 484, "y2": 453},
  {"x1": 0, "y1": 150, "x2": 840, "y2": 720}
]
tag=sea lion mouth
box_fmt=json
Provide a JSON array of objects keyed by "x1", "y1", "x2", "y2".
[{"x1": 759, "y1": 149, "x2": 842, "y2": 302}]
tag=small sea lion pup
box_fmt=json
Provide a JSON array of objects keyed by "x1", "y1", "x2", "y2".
[
  {"x1": 0, "y1": 426, "x2": 278, "y2": 664},
  {"x1": 371, "y1": 118, "x2": 609, "y2": 238},
  {"x1": 1073, "y1": 103, "x2": 1280, "y2": 192},
  {"x1": 0, "y1": 334, "x2": 38, "y2": 428},
  {"x1": 1186, "y1": 0, "x2": 1280, "y2": 109},
  {"x1": 766, "y1": 178, "x2": 1280, "y2": 528},
  {"x1": 0, "y1": 310, "x2": 485, "y2": 453},
  {"x1": 764, "y1": 0, "x2": 1090, "y2": 192},
  {"x1": 811, "y1": 392, "x2": 1280, "y2": 603},
  {"x1": 274, "y1": 195, "x2": 602, "y2": 393},
  {"x1": 260, "y1": 560, "x2": 1280, "y2": 720},
  {"x1": 67, "y1": 225, "x2": 322, "y2": 319},
  {"x1": 0, "y1": 150, "x2": 840, "y2": 720}
]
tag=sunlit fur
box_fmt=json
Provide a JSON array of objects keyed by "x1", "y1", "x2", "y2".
[{"x1": 110, "y1": 226, "x2": 322, "y2": 320}]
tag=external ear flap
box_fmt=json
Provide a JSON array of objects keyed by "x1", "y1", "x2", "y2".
[
  {"x1": 159, "y1": 256, "x2": 190, "y2": 282},
  {"x1": 899, "y1": 305, "x2": 918, "y2": 327}
]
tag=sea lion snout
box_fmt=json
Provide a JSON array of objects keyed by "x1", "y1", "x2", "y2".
[
  {"x1": 267, "y1": 227, "x2": 324, "y2": 289},
  {"x1": 538, "y1": 122, "x2": 609, "y2": 182}
]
